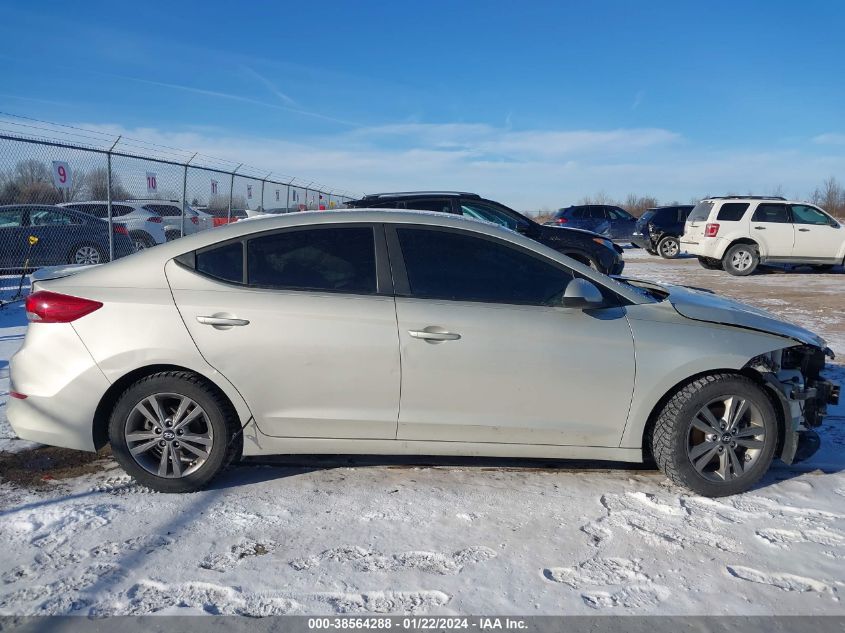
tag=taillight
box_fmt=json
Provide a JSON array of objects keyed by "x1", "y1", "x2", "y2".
[
  {"x1": 555, "y1": 217, "x2": 568, "y2": 224},
  {"x1": 704, "y1": 223, "x2": 720, "y2": 237},
  {"x1": 10, "y1": 391, "x2": 27, "y2": 400},
  {"x1": 113, "y1": 224, "x2": 128, "y2": 235},
  {"x1": 25, "y1": 291, "x2": 103, "y2": 323},
  {"x1": 191, "y1": 216, "x2": 199, "y2": 225},
  {"x1": 147, "y1": 216, "x2": 163, "y2": 223}
]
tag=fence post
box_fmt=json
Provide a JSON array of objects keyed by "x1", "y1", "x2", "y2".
[
  {"x1": 181, "y1": 153, "x2": 197, "y2": 238},
  {"x1": 261, "y1": 172, "x2": 271, "y2": 212},
  {"x1": 286, "y1": 183, "x2": 291, "y2": 212},
  {"x1": 106, "y1": 135, "x2": 121, "y2": 261},
  {"x1": 228, "y1": 164, "x2": 242, "y2": 223}
]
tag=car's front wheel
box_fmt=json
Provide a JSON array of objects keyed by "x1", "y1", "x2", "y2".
[
  {"x1": 108, "y1": 371, "x2": 241, "y2": 493},
  {"x1": 651, "y1": 374, "x2": 777, "y2": 497}
]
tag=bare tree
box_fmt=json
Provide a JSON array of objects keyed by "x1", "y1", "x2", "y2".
[
  {"x1": 810, "y1": 176, "x2": 844, "y2": 217},
  {"x1": 84, "y1": 167, "x2": 130, "y2": 200}
]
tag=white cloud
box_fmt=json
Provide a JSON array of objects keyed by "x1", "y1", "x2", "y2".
[
  {"x1": 5, "y1": 117, "x2": 844, "y2": 210},
  {"x1": 813, "y1": 133, "x2": 845, "y2": 145}
]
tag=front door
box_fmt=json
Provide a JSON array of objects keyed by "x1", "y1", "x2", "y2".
[
  {"x1": 388, "y1": 225, "x2": 635, "y2": 447},
  {"x1": 168, "y1": 224, "x2": 401, "y2": 439},
  {"x1": 789, "y1": 204, "x2": 843, "y2": 261}
]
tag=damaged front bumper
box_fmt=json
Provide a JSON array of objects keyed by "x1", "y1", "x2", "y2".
[{"x1": 750, "y1": 345, "x2": 840, "y2": 464}]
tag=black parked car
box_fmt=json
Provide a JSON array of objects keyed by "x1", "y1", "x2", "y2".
[
  {"x1": 631, "y1": 205, "x2": 694, "y2": 259},
  {"x1": 546, "y1": 204, "x2": 638, "y2": 243},
  {"x1": 346, "y1": 192, "x2": 624, "y2": 275},
  {"x1": 0, "y1": 204, "x2": 135, "y2": 270}
]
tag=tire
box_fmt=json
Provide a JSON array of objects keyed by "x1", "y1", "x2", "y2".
[
  {"x1": 130, "y1": 231, "x2": 155, "y2": 252},
  {"x1": 108, "y1": 371, "x2": 242, "y2": 493},
  {"x1": 722, "y1": 243, "x2": 759, "y2": 276},
  {"x1": 645, "y1": 248, "x2": 657, "y2": 256},
  {"x1": 68, "y1": 243, "x2": 104, "y2": 265},
  {"x1": 165, "y1": 230, "x2": 182, "y2": 242},
  {"x1": 697, "y1": 257, "x2": 721, "y2": 270},
  {"x1": 657, "y1": 236, "x2": 681, "y2": 259},
  {"x1": 651, "y1": 374, "x2": 778, "y2": 497}
]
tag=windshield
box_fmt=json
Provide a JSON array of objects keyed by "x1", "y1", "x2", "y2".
[
  {"x1": 460, "y1": 202, "x2": 529, "y2": 232},
  {"x1": 687, "y1": 201, "x2": 713, "y2": 222}
]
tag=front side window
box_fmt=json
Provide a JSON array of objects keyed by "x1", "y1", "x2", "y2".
[
  {"x1": 247, "y1": 227, "x2": 377, "y2": 294},
  {"x1": 196, "y1": 241, "x2": 243, "y2": 283},
  {"x1": 396, "y1": 228, "x2": 573, "y2": 305},
  {"x1": 607, "y1": 207, "x2": 633, "y2": 221},
  {"x1": 791, "y1": 204, "x2": 833, "y2": 225},
  {"x1": 459, "y1": 202, "x2": 528, "y2": 232},
  {"x1": 751, "y1": 203, "x2": 789, "y2": 223},
  {"x1": 716, "y1": 203, "x2": 750, "y2": 221}
]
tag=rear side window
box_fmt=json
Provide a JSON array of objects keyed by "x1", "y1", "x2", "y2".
[
  {"x1": 688, "y1": 202, "x2": 713, "y2": 222},
  {"x1": 196, "y1": 242, "x2": 244, "y2": 283},
  {"x1": 401, "y1": 199, "x2": 452, "y2": 214},
  {"x1": 751, "y1": 204, "x2": 789, "y2": 223},
  {"x1": 396, "y1": 228, "x2": 573, "y2": 305},
  {"x1": 247, "y1": 227, "x2": 376, "y2": 294},
  {"x1": 145, "y1": 204, "x2": 182, "y2": 217},
  {"x1": 716, "y1": 203, "x2": 750, "y2": 221},
  {"x1": 30, "y1": 209, "x2": 78, "y2": 226}
]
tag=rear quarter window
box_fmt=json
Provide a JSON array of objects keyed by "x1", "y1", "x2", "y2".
[
  {"x1": 196, "y1": 242, "x2": 244, "y2": 284},
  {"x1": 716, "y1": 203, "x2": 750, "y2": 222}
]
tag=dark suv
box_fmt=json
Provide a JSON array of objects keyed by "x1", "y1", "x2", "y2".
[
  {"x1": 346, "y1": 192, "x2": 624, "y2": 275},
  {"x1": 547, "y1": 205, "x2": 637, "y2": 243},
  {"x1": 631, "y1": 205, "x2": 694, "y2": 258}
]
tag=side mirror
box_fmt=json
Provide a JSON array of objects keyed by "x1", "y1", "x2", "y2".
[{"x1": 560, "y1": 278, "x2": 604, "y2": 309}]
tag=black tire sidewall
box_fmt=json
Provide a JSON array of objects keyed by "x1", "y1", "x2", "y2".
[
  {"x1": 108, "y1": 374, "x2": 234, "y2": 493},
  {"x1": 723, "y1": 244, "x2": 758, "y2": 276},
  {"x1": 663, "y1": 377, "x2": 777, "y2": 497}
]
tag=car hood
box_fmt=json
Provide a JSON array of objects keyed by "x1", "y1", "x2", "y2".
[{"x1": 626, "y1": 279, "x2": 828, "y2": 350}]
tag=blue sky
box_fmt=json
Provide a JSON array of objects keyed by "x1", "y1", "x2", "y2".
[{"x1": 1, "y1": 0, "x2": 844, "y2": 209}]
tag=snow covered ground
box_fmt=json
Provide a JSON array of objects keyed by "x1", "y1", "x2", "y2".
[{"x1": 0, "y1": 256, "x2": 844, "y2": 616}]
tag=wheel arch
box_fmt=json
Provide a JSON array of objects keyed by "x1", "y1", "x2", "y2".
[
  {"x1": 92, "y1": 363, "x2": 249, "y2": 450},
  {"x1": 640, "y1": 367, "x2": 785, "y2": 462},
  {"x1": 723, "y1": 237, "x2": 760, "y2": 259}
]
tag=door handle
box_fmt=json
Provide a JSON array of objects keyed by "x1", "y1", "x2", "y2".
[
  {"x1": 753, "y1": 226, "x2": 766, "y2": 230},
  {"x1": 197, "y1": 316, "x2": 250, "y2": 327},
  {"x1": 798, "y1": 228, "x2": 810, "y2": 232},
  {"x1": 409, "y1": 328, "x2": 461, "y2": 342}
]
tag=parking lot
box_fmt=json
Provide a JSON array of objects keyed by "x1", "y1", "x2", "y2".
[{"x1": 0, "y1": 249, "x2": 843, "y2": 616}]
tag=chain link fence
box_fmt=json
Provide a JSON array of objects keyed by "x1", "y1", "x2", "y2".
[{"x1": 0, "y1": 114, "x2": 358, "y2": 303}]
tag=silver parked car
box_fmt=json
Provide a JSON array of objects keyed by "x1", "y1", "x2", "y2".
[{"x1": 8, "y1": 211, "x2": 839, "y2": 495}]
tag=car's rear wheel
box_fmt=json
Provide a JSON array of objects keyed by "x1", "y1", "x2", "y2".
[
  {"x1": 723, "y1": 244, "x2": 759, "y2": 276},
  {"x1": 108, "y1": 371, "x2": 241, "y2": 493},
  {"x1": 129, "y1": 231, "x2": 155, "y2": 252},
  {"x1": 657, "y1": 236, "x2": 681, "y2": 259},
  {"x1": 68, "y1": 243, "x2": 104, "y2": 265},
  {"x1": 651, "y1": 374, "x2": 777, "y2": 497}
]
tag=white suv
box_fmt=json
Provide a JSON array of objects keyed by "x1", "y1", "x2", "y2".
[{"x1": 681, "y1": 196, "x2": 845, "y2": 275}]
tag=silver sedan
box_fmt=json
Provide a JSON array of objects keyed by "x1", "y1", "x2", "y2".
[{"x1": 8, "y1": 210, "x2": 839, "y2": 495}]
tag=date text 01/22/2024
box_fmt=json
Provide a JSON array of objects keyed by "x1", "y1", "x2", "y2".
[{"x1": 307, "y1": 617, "x2": 528, "y2": 630}]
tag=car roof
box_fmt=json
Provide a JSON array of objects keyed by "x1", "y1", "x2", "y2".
[
  {"x1": 704, "y1": 196, "x2": 787, "y2": 201},
  {"x1": 358, "y1": 191, "x2": 481, "y2": 200}
]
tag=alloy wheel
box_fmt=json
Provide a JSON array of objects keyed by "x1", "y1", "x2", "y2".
[
  {"x1": 660, "y1": 238, "x2": 679, "y2": 257},
  {"x1": 124, "y1": 392, "x2": 214, "y2": 478},
  {"x1": 686, "y1": 395, "x2": 766, "y2": 482},
  {"x1": 730, "y1": 249, "x2": 753, "y2": 271},
  {"x1": 74, "y1": 246, "x2": 101, "y2": 265}
]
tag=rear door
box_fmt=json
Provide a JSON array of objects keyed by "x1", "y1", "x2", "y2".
[
  {"x1": 27, "y1": 207, "x2": 88, "y2": 266},
  {"x1": 790, "y1": 204, "x2": 843, "y2": 261},
  {"x1": 749, "y1": 203, "x2": 794, "y2": 259},
  {"x1": 168, "y1": 223, "x2": 401, "y2": 440}
]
